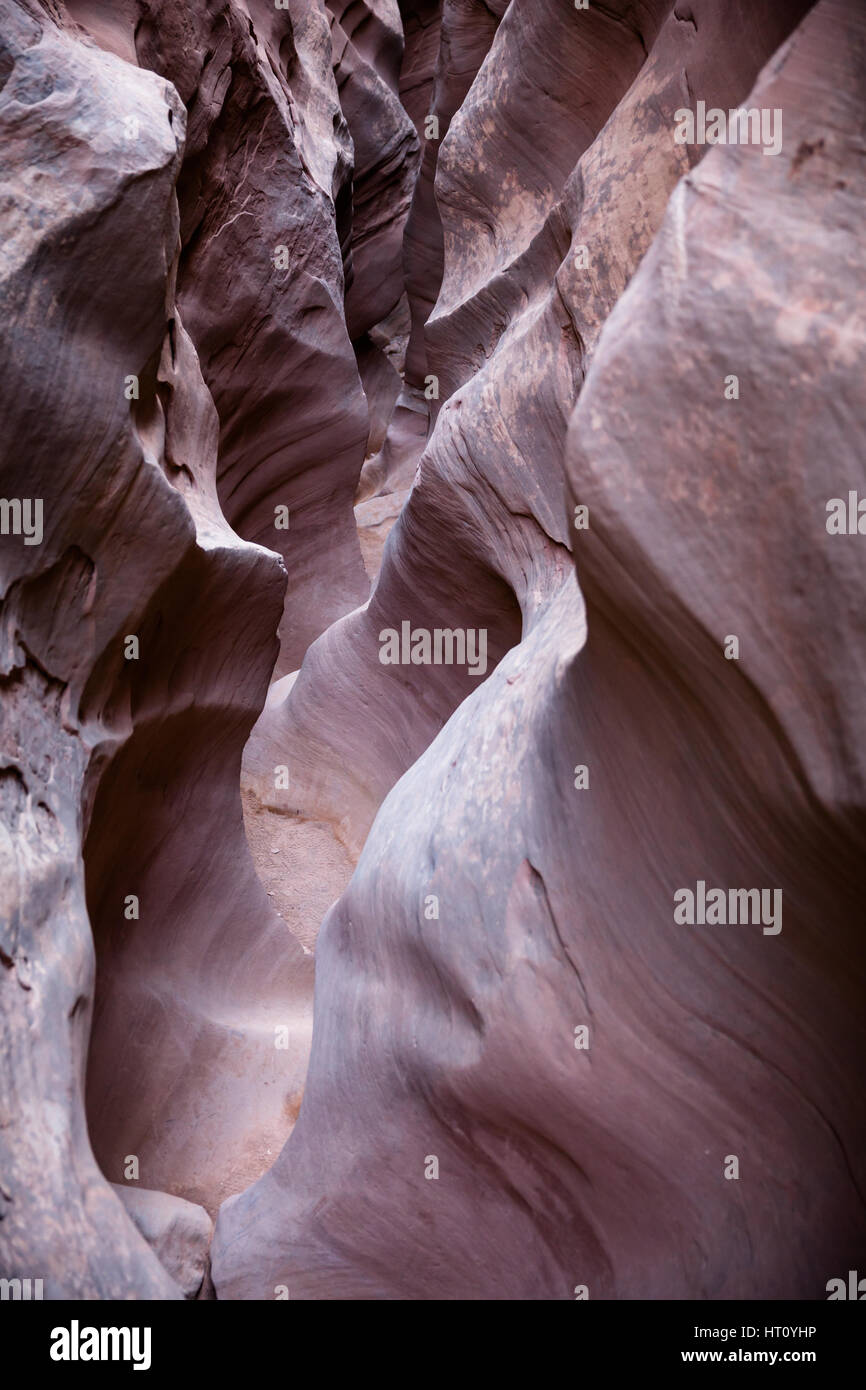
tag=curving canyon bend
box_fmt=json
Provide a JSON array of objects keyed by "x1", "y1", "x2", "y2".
[{"x1": 1, "y1": 0, "x2": 865, "y2": 1312}]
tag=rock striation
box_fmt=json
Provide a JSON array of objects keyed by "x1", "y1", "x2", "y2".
[{"x1": 1, "y1": 0, "x2": 864, "y2": 1304}]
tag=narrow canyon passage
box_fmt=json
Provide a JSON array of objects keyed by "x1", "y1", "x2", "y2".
[{"x1": 1, "y1": 0, "x2": 864, "y2": 1308}]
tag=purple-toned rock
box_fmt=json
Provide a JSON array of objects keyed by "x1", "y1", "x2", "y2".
[
  {"x1": 67, "y1": 0, "x2": 373, "y2": 677},
  {"x1": 3, "y1": 0, "x2": 862, "y2": 1309},
  {"x1": 214, "y1": 0, "x2": 859, "y2": 1301},
  {"x1": 328, "y1": 0, "x2": 419, "y2": 339},
  {"x1": 0, "y1": 0, "x2": 308, "y2": 1293},
  {"x1": 112, "y1": 1186, "x2": 213, "y2": 1299}
]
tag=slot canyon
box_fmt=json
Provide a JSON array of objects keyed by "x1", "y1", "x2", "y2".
[{"x1": 0, "y1": 0, "x2": 864, "y2": 1303}]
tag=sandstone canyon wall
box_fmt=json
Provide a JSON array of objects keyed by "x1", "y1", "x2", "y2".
[{"x1": 1, "y1": 0, "x2": 864, "y2": 1303}]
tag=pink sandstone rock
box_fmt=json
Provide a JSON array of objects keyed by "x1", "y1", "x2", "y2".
[
  {"x1": 215, "y1": 0, "x2": 860, "y2": 1300},
  {"x1": 2, "y1": 0, "x2": 863, "y2": 1307}
]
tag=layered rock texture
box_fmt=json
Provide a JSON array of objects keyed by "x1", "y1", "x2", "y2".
[{"x1": 2, "y1": 0, "x2": 864, "y2": 1302}]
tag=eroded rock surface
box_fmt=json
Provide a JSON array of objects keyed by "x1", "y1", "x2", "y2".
[
  {"x1": 243, "y1": 0, "x2": 811, "y2": 851},
  {"x1": 113, "y1": 1185, "x2": 213, "y2": 1299},
  {"x1": 1, "y1": 0, "x2": 308, "y2": 1292},
  {"x1": 2, "y1": 0, "x2": 864, "y2": 1305},
  {"x1": 214, "y1": 0, "x2": 865, "y2": 1299}
]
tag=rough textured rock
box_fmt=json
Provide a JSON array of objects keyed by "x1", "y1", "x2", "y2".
[
  {"x1": 0, "y1": 0, "x2": 309, "y2": 1292},
  {"x1": 1, "y1": 0, "x2": 188, "y2": 1297},
  {"x1": 113, "y1": 1184, "x2": 213, "y2": 1298},
  {"x1": 65, "y1": 0, "x2": 373, "y2": 679}
]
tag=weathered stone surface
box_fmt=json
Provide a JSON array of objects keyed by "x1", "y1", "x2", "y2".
[
  {"x1": 65, "y1": 0, "x2": 373, "y2": 678},
  {"x1": 214, "y1": 0, "x2": 862, "y2": 1300},
  {"x1": 1, "y1": 0, "x2": 189, "y2": 1297},
  {"x1": 328, "y1": 0, "x2": 419, "y2": 339},
  {"x1": 353, "y1": 1, "x2": 504, "y2": 508},
  {"x1": 401, "y1": 0, "x2": 502, "y2": 394},
  {"x1": 113, "y1": 1184, "x2": 213, "y2": 1299},
  {"x1": 3, "y1": 0, "x2": 864, "y2": 1307},
  {"x1": 0, "y1": 0, "x2": 308, "y2": 1292},
  {"x1": 243, "y1": 0, "x2": 809, "y2": 851}
]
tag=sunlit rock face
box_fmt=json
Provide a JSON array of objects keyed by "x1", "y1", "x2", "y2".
[{"x1": 2, "y1": 0, "x2": 863, "y2": 1304}]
